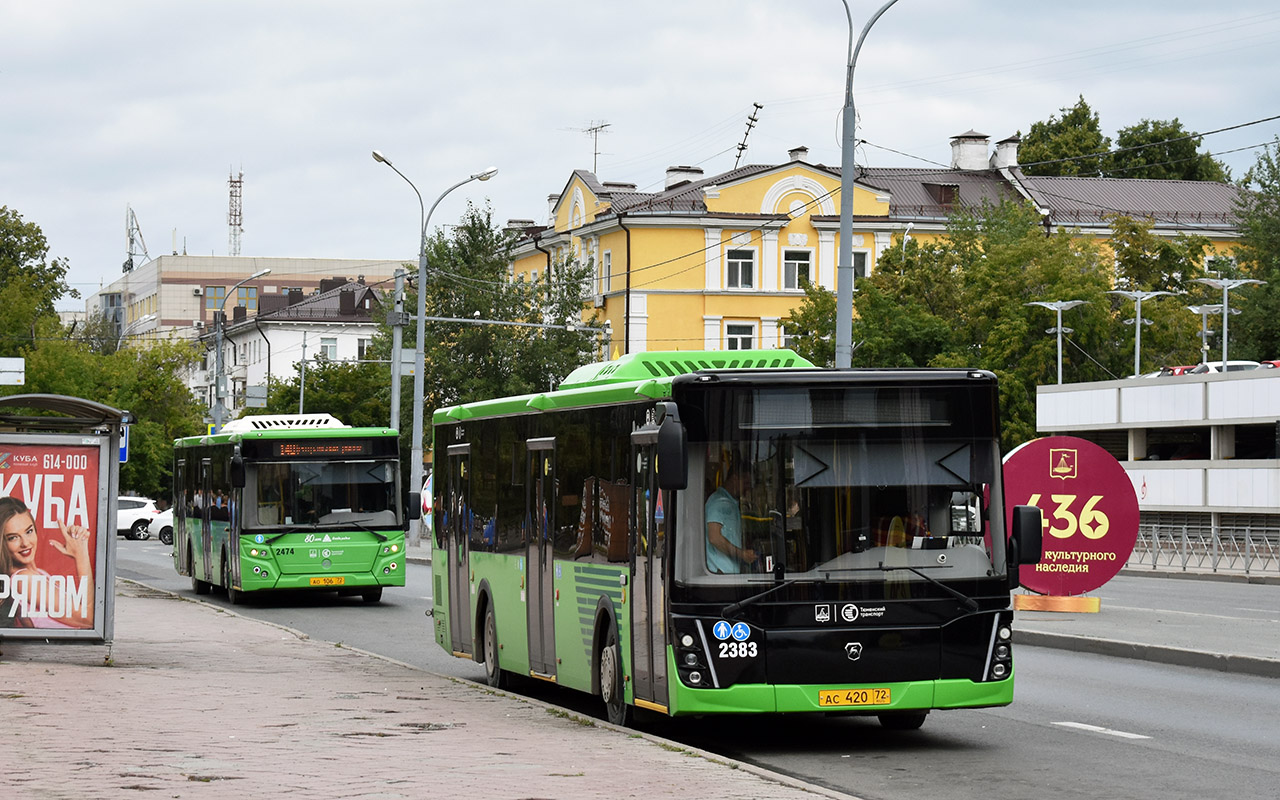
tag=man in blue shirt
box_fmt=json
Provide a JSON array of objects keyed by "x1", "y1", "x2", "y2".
[{"x1": 705, "y1": 463, "x2": 756, "y2": 573}]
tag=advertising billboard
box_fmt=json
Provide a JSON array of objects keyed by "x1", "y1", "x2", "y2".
[
  {"x1": 0, "y1": 437, "x2": 110, "y2": 636},
  {"x1": 1003, "y1": 436, "x2": 1140, "y2": 596}
]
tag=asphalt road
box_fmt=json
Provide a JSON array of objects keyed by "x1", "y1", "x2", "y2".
[{"x1": 115, "y1": 539, "x2": 1280, "y2": 800}]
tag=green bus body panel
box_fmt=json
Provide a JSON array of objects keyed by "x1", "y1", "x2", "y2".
[
  {"x1": 470, "y1": 551, "x2": 529, "y2": 668},
  {"x1": 665, "y1": 645, "x2": 1015, "y2": 716},
  {"x1": 234, "y1": 532, "x2": 405, "y2": 591},
  {"x1": 554, "y1": 561, "x2": 629, "y2": 695}
]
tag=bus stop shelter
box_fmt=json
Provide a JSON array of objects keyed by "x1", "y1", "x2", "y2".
[{"x1": 0, "y1": 394, "x2": 133, "y2": 648}]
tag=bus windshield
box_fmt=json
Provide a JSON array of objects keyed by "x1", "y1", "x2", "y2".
[
  {"x1": 675, "y1": 382, "x2": 1007, "y2": 586},
  {"x1": 245, "y1": 459, "x2": 402, "y2": 529}
]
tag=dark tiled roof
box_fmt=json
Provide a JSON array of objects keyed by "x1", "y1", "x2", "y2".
[
  {"x1": 260, "y1": 281, "x2": 381, "y2": 323},
  {"x1": 1016, "y1": 174, "x2": 1243, "y2": 229}
]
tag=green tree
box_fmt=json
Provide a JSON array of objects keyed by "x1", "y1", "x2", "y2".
[
  {"x1": 1108, "y1": 118, "x2": 1230, "y2": 182},
  {"x1": 0, "y1": 206, "x2": 77, "y2": 356},
  {"x1": 782, "y1": 279, "x2": 835, "y2": 367},
  {"x1": 1019, "y1": 96, "x2": 1111, "y2": 177},
  {"x1": 262, "y1": 355, "x2": 389, "y2": 427},
  {"x1": 1229, "y1": 138, "x2": 1280, "y2": 361}
]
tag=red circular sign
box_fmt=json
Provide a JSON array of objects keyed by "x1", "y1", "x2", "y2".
[{"x1": 1003, "y1": 436, "x2": 1139, "y2": 595}]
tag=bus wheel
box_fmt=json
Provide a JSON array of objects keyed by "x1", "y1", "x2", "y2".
[
  {"x1": 599, "y1": 625, "x2": 631, "y2": 727},
  {"x1": 223, "y1": 558, "x2": 241, "y2": 605},
  {"x1": 878, "y1": 712, "x2": 927, "y2": 730},
  {"x1": 362, "y1": 587, "x2": 383, "y2": 603},
  {"x1": 190, "y1": 549, "x2": 211, "y2": 595},
  {"x1": 482, "y1": 604, "x2": 506, "y2": 689}
]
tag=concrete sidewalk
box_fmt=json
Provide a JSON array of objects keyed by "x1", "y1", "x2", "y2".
[{"x1": 0, "y1": 580, "x2": 851, "y2": 800}]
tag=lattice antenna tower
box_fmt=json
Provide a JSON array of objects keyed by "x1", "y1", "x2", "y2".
[
  {"x1": 734, "y1": 103, "x2": 763, "y2": 168},
  {"x1": 228, "y1": 168, "x2": 244, "y2": 256},
  {"x1": 580, "y1": 121, "x2": 611, "y2": 174},
  {"x1": 123, "y1": 205, "x2": 150, "y2": 273}
]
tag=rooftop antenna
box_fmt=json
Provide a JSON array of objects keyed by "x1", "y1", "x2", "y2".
[
  {"x1": 734, "y1": 103, "x2": 763, "y2": 168},
  {"x1": 123, "y1": 205, "x2": 150, "y2": 273},
  {"x1": 228, "y1": 168, "x2": 244, "y2": 256},
  {"x1": 578, "y1": 120, "x2": 611, "y2": 173}
]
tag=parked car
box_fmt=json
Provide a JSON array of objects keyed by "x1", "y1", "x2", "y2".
[
  {"x1": 1160, "y1": 365, "x2": 1196, "y2": 377},
  {"x1": 1260, "y1": 360, "x2": 1280, "y2": 369},
  {"x1": 1189, "y1": 360, "x2": 1261, "y2": 374},
  {"x1": 151, "y1": 508, "x2": 174, "y2": 545},
  {"x1": 421, "y1": 474, "x2": 434, "y2": 538},
  {"x1": 117, "y1": 496, "x2": 159, "y2": 540}
]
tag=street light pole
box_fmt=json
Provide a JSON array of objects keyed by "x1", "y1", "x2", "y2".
[
  {"x1": 1193, "y1": 277, "x2": 1265, "y2": 365},
  {"x1": 835, "y1": 0, "x2": 901, "y2": 368},
  {"x1": 373, "y1": 151, "x2": 496, "y2": 539},
  {"x1": 213, "y1": 268, "x2": 270, "y2": 431},
  {"x1": 1026, "y1": 300, "x2": 1087, "y2": 385},
  {"x1": 1186, "y1": 304, "x2": 1228, "y2": 362},
  {"x1": 1108, "y1": 290, "x2": 1173, "y2": 377}
]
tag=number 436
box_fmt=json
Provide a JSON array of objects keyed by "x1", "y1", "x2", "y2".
[{"x1": 1026, "y1": 494, "x2": 1109, "y2": 539}]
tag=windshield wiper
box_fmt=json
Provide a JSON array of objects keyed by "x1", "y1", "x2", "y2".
[
  {"x1": 344, "y1": 518, "x2": 389, "y2": 542},
  {"x1": 878, "y1": 562, "x2": 979, "y2": 613},
  {"x1": 263, "y1": 524, "x2": 316, "y2": 544},
  {"x1": 721, "y1": 577, "x2": 826, "y2": 619}
]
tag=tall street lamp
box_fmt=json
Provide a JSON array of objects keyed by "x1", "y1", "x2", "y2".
[
  {"x1": 214, "y1": 268, "x2": 270, "y2": 431},
  {"x1": 835, "y1": 0, "x2": 902, "y2": 368},
  {"x1": 1108, "y1": 289, "x2": 1173, "y2": 377},
  {"x1": 1185, "y1": 304, "x2": 1234, "y2": 363},
  {"x1": 1193, "y1": 277, "x2": 1265, "y2": 365},
  {"x1": 373, "y1": 150, "x2": 497, "y2": 537},
  {"x1": 1026, "y1": 300, "x2": 1087, "y2": 385},
  {"x1": 117, "y1": 313, "x2": 156, "y2": 351}
]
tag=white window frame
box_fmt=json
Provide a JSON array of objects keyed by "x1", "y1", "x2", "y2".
[
  {"x1": 320, "y1": 336, "x2": 338, "y2": 360},
  {"x1": 601, "y1": 250, "x2": 612, "y2": 294},
  {"x1": 725, "y1": 322, "x2": 756, "y2": 350},
  {"x1": 783, "y1": 248, "x2": 814, "y2": 290},
  {"x1": 726, "y1": 248, "x2": 756, "y2": 290},
  {"x1": 853, "y1": 250, "x2": 870, "y2": 280}
]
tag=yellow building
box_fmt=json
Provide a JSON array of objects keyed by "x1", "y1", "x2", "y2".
[{"x1": 510, "y1": 132, "x2": 1245, "y2": 356}]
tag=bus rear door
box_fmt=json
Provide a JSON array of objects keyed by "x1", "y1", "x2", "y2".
[{"x1": 526, "y1": 437, "x2": 556, "y2": 678}]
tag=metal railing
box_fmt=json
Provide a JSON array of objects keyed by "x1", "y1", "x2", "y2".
[{"x1": 1129, "y1": 523, "x2": 1280, "y2": 576}]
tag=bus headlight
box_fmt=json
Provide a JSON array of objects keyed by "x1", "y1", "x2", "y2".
[{"x1": 991, "y1": 662, "x2": 1009, "y2": 679}]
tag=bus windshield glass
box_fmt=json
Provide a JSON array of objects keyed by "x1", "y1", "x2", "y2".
[
  {"x1": 675, "y1": 381, "x2": 1007, "y2": 586},
  {"x1": 245, "y1": 459, "x2": 402, "y2": 529}
]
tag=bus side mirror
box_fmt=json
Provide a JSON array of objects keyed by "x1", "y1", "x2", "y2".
[
  {"x1": 1010, "y1": 504, "x2": 1043, "y2": 566},
  {"x1": 230, "y1": 455, "x2": 246, "y2": 489},
  {"x1": 656, "y1": 402, "x2": 688, "y2": 491}
]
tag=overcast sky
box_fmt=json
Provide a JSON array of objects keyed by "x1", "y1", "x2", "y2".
[{"x1": 4, "y1": 1, "x2": 1279, "y2": 311}]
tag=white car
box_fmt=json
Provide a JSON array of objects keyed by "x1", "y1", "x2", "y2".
[
  {"x1": 117, "y1": 496, "x2": 159, "y2": 540},
  {"x1": 1189, "y1": 360, "x2": 1261, "y2": 374},
  {"x1": 151, "y1": 508, "x2": 174, "y2": 545}
]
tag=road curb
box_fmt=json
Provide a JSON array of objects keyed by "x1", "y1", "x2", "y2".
[{"x1": 1017, "y1": 630, "x2": 1280, "y2": 679}]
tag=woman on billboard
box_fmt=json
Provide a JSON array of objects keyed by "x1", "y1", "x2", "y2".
[{"x1": 0, "y1": 496, "x2": 95, "y2": 629}]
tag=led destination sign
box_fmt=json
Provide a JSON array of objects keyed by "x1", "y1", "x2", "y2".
[{"x1": 272, "y1": 440, "x2": 374, "y2": 458}]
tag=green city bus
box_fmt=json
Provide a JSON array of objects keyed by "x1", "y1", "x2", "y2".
[
  {"x1": 430, "y1": 350, "x2": 1042, "y2": 728},
  {"x1": 172, "y1": 414, "x2": 406, "y2": 603}
]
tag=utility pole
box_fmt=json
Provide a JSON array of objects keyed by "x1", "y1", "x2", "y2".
[
  {"x1": 299, "y1": 332, "x2": 307, "y2": 414},
  {"x1": 389, "y1": 269, "x2": 406, "y2": 430}
]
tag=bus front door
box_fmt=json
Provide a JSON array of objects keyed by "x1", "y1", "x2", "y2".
[
  {"x1": 445, "y1": 445, "x2": 472, "y2": 656},
  {"x1": 526, "y1": 438, "x2": 556, "y2": 678},
  {"x1": 630, "y1": 435, "x2": 669, "y2": 711}
]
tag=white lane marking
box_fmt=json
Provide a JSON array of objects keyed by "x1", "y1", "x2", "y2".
[
  {"x1": 1105, "y1": 604, "x2": 1273, "y2": 622},
  {"x1": 1053, "y1": 721, "x2": 1151, "y2": 740}
]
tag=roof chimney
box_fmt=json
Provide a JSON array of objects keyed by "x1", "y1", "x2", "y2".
[
  {"x1": 665, "y1": 165, "x2": 704, "y2": 189},
  {"x1": 338, "y1": 288, "x2": 356, "y2": 316},
  {"x1": 990, "y1": 134, "x2": 1021, "y2": 169},
  {"x1": 788, "y1": 146, "x2": 809, "y2": 163},
  {"x1": 950, "y1": 130, "x2": 990, "y2": 171}
]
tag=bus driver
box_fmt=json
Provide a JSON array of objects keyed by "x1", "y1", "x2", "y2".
[{"x1": 705, "y1": 463, "x2": 757, "y2": 574}]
